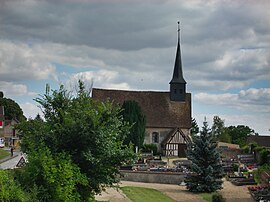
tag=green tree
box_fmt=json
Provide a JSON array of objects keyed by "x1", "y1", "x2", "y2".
[
  {"x1": 185, "y1": 121, "x2": 223, "y2": 192},
  {"x1": 211, "y1": 116, "x2": 231, "y2": 143},
  {"x1": 0, "y1": 97, "x2": 26, "y2": 121},
  {"x1": 0, "y1": 170, "x2": 28, "y2": 202},
  {"x1": 17, "y1": 145, "x2": 89, "y2": 202},
  {"x1": 191, "y1": 118, "x2": 199, "y2": 138},
  {"x1": 226, "y1": 125, "x2": 255, "y2": 147},
  {"x1": 17, "y1": 81, "x2": 135, "y2": 200},
  {"x1": 121, "y1": 100, "x2": 146, "y2": 149}
]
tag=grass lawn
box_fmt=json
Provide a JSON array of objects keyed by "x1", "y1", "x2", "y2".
[
  {"x1": 121, "y1": 186, "x2": 176, "y2": 202},
  {"x1": 0, "y1": 149, "x2": 10, "y2": 160}
]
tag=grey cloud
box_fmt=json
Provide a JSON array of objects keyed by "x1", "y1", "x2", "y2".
[
  {"x1": 0, "y1": 0, "x2": 269, "y2": 93},
  {"x1": 195, "y1": 88, "x2": 270, "y2": 113}
]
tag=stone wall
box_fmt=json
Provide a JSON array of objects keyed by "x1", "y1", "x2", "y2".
[
  {"x1": 120, "y1": 170, "x2": 186, "y2": 185},
  {"x1": 218, "y1": 148, "x2": 243, "y2": 159}
]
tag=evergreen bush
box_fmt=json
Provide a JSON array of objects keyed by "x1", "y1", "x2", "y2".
[{"x1": 185, "y1": 120, "x2": 224, "y2": 192}]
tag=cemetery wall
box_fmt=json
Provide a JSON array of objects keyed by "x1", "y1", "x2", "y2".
[
  {"x1": 120, "y1": 170, "x2": 186, "y2": 184},
  {"x1": 218, "y1": 148, "x2": 243, "y2": 159}
]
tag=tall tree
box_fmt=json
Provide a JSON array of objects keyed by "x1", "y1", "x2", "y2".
[
  {"x1": 0, "y1": 97, "x2": 26, "y2": 121},
  {"x1": 121, "y1": 100, "x2": 146, "y2": 149},
  {"x1": 17, "y1": 81, "x2": 135, "y2": 200},
  {"x1": 211, "y1": 116, "x2": 231, "y2": 143},
  {"x1": 185, "y1": 120, "x2": 223, "y2": 192},
  {"x1": 226, "y1": 125, "x2": 255, "y2": 147}
]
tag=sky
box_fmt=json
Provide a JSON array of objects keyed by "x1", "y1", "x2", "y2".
[{"x1": 0, "y1": 0, "x2": 269, "y2": 134}]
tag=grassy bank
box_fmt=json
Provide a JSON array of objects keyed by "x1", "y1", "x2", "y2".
[{"x1": 0, "y1": 149, "x2": 10, "y2": 160}]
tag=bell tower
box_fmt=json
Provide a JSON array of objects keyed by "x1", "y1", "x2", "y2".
[{"x1": 170, "y1": 21, "x2": 186, "y2": 102}]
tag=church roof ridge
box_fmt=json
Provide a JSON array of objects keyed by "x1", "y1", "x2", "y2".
[{"x1": 92, "y1": 88, "x2": 170, "y2": 94}]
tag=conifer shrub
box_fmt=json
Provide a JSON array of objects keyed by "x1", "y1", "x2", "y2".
[{"x1": 185, "y1": 121, "x2": 224, "y2": 192}]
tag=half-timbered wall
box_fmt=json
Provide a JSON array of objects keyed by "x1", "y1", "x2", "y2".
[{"x1": 144, "y1": 127, "x2": 190, "y2": 155}]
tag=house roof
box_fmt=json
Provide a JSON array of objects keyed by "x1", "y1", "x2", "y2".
[
  {"x1": 92, "y1": 88, "x2": 192, "y2": 129},
  {"x1": 247, "y1": 135, "x2": 270, "y2": 148}
]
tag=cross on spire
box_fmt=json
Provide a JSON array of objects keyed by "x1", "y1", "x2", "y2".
[{"x1": 178, "y1": 21, "x2": 180, "y2": 43}]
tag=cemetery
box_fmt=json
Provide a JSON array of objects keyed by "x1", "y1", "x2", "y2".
[{"x1": 120, "y1": 152, "x2": 191, "y2": 184}]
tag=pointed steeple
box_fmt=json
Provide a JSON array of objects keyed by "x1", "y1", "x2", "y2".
[
  {"x1": 169, "y1": 21, "x2": 186, "y2": 102},
  {"x1": 170, "y1": 21, "x2": 186, "y2": 84}
]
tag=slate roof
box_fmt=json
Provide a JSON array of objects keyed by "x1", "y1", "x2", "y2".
[
  {"x1": 92, "y1": 88, "x2": 192, "y2": 129},
  {"x1": 247, "y1": 135, "x2": 270, "y2": 148}
]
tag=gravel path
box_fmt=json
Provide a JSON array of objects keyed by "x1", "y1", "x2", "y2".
[
  {"x1": 220, "y1": 180, "x2": 254, "y2": 202},
  {"x1": 96, "y1": 179, "x2": 254, "y2": 202}
]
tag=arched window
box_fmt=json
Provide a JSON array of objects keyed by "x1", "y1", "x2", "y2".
[{"x1": 152, "y1": 132, "x2": 159, "y2": 143}]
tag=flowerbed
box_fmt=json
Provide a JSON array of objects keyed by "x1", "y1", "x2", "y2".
[{"x1": 248, "y1": 186, "x2": 270, "y2": 202}]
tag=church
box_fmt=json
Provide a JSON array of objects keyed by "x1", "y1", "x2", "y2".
[{"x1": 92, "y1": 23, "x2": 192, "y2": 157}]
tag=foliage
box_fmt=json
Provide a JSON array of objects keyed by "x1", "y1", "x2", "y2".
[
  {"x1": 121, "y1": 186, "x2": 175, "y2": 202},
  {"x1": 212, "y1": 192, "x2": 225, "y2": 202},
  {"x1": 0, "y1": 170, "x2": 28, "y2": 202},
  {"x1": 0, "y1": 97, "x2": 26, "y2": 121},
  {"x1": 246, "y1": 143, "x2": 270, "y2": 165},
  {"x1": 254, "y1": 163, "x2": 270, "y2": 184},
  {"x1": 185, "y1": 121, "x2": 224, "y2": 193},
  {"x1": 17, "y1": 145, "x2": 89, "y2": 202},
  {"x1": 121, "y1": 100, "x2": 146, "y2": 149},
  {"x1": 17, "y1": 81, "x2": 135, "y2": 200},
  {"x1": 212, "y1": 116, "x2": 231, "y2": 143},
  {"x1": 226, "y1": 125, "x2": 255, "y2": 147},
  {"x1": 191, "y1": 118, "x2": 199, "y2": 138},
  {"x1": 258, "y1": 148, "x2": 270, "y2": 165},
  {"x1": 232, "y1": 163, "x2": 239, "y2": 172},
  {"x1": 141, "y1": 144, "x2": 158, "y2": 155},
  {"x1": 241, "y1": 145, "x2": 250, "y2": 154}
]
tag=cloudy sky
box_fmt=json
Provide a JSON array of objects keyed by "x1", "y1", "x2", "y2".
[{"x1": 0, "y1": 0, "x2": 269, "y2": 134}]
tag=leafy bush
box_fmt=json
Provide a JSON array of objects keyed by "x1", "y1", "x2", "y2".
[
  {"x1": 258, "y1": 148, "x2": 270, "y2": 165},
  {"x1": 241, "y1": 145, "x2": 249, "y2": 154},
  {"x1": 141, "y1": 144, "x2": 158, "y2": 155},
  {"x1": 254, "y1": 163, "x2": 270, "y2": 184},
  {"x1": 212, "y1": 192, "x2": 225, "y2": 202},
  {"x1": 16, "y1": 145, "x2": 89, "y2": 202},
  {"x1": 232, "y1": 163, "x2": 239, "y2": 172},
  {"x1": 0, "y1": 170, "x2": 28, "y2": 202}
]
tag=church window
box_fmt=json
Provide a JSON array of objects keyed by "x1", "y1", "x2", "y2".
[
  {"x1": 179, "y1": 89, "x2": 183, "y2": 94},
  {"x1": 174, "y1": 89, "x2": 177, "y2": 94},
  {"x1": 152, "y1": 132, "x2": 159, "y2": 143}
]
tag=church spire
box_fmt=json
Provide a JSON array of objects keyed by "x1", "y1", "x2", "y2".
[
  {"x1": 170, "y1": 21, "x2": 186, "y2": 84},
  {"x1": 169, "y1": 21, "x2": 186, "y2": 102}
]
